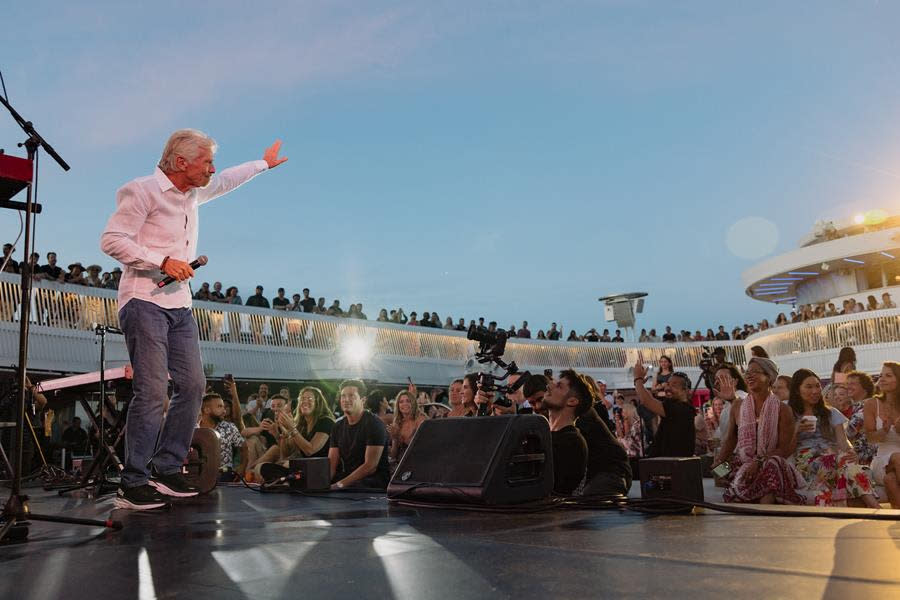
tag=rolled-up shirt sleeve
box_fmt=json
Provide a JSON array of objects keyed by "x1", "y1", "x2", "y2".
[{"x1": 100, "y1": 183, "x2": 167, "y2": 271}]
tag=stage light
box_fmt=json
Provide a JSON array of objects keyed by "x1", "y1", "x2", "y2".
[
  {"x1": 341, "y1": 338, "x2": 372, "y2": 364},
  {"x1": 853, "y1": 214, "x2": 865, "y2": 225}
]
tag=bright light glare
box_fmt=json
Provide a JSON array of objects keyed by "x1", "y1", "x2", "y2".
[
  {"x1": 341, "y1": 338, "x2": 371, "y2": 363},
  {"x1": 853, "y1": 214, "x2": 865, "y2": 224}
]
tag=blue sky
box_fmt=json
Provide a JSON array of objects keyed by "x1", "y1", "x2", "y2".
[{"x1": 3, "y1": 2, "x2": 900, "y2": 336}]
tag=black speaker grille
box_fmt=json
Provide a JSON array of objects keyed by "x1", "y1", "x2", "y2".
[{"x1": 394, "y1": 417, "x2": 511, "y2": 486}]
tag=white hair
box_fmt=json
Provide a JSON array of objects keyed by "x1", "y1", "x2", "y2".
[{"x1": 158, "y1": 129, "x2": 217, "y2": 172}]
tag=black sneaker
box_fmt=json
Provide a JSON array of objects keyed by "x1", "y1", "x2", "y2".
[
  {"x1": 149, "y1": 470, "x2": 200, "y2": 498},
  {"x1": 114, "y1": 484, "x2": 170, "y2": 510}
]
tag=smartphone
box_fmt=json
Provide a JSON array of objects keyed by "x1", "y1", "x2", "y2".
[
  {"x1": 712, "y1": 462, "x2": 732, "y2": 478},
  {"x1": 544, "y1": 369, "x2": 553, "y2": 379},
  {"x1": 223, "y1": 373, "x2": 234, "y2": 384}
]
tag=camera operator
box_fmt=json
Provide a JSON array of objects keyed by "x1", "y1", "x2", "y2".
[{"x1": 632, "y1": 355, "x2": 695, "y2": 457}]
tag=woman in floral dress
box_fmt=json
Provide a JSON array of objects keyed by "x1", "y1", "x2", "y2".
[{"x1": 788, "y1": 369, "x2": 879, "y2": 508}]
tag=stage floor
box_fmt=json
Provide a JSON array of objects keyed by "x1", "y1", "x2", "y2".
[{"x1": 1, "y1": 480, "x2": 899, "y2": 600}]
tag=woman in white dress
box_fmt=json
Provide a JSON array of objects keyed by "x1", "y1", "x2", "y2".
[{"x1": 864, "y1": 362, "x2": 900, "y2": 508}]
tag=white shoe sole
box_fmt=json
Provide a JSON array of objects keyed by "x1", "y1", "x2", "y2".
[
  {"x1": 113, "y1": 496, "x2": 168, "y2": 510},
  {"x1": 149, "y1": 479, "x2": 199, "y2": 498}
]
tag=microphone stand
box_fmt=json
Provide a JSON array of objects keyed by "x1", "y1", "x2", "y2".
[{"x1": 0, "y1": 94, "x2": 120, "y2": 542}]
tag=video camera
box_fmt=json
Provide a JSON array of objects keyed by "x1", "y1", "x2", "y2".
[
  {"x1": 467, "y1": 324, "x2": 530, "y2": 415},
  {"x1": 699, "y1": 346, "x2": 714, "y2": 371}
]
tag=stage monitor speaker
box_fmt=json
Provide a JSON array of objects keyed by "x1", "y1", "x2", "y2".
[
  {"x1": 387, "y1": 414, "x2": 553, "y2": 505},
  {"x1": 638, "y1": 456, "x2": 704, "y2": 504},
  {"x1": 185, "y1": 427, "x2": 220, "y2": 494},
  {"x1": 288, "y1": 457, "x2": 331, "y2": 491}
]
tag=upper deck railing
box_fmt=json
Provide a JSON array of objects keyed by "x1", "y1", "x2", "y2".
[{"x1": 2, "y1": 272, "x2": 897, "y2": 385}]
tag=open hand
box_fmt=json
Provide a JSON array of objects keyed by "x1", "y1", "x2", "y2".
[
  {"x1": 263, "y1": 140, "x2": 288, "y2": 169},
  {"x1": 276, "y1": 411, "x2": 293, "y2": 430}
]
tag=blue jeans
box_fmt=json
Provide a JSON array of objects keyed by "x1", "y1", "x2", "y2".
[{"x1": 119, "y1": 299, "x2": 205, "y2": 488}]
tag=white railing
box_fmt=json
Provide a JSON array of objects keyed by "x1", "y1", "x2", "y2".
[
  {"x1": 745, "y1": 309, "x2": 900, "y2": 377},
  {"x1": 23, "y1": 273, "x2": 898, "y2": 384}
]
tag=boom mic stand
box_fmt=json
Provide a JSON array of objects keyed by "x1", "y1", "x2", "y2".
[{"x1": 0, "y1": 94, "x2": 121, "y2": 543}]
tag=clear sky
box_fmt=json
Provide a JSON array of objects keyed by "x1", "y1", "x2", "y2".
[{"x1": 3, "y1": 2, "x2": 900, "y2": 337}]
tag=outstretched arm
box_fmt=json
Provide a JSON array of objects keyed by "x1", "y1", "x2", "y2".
[{"x1": 633, "y1": 356, "x2": 665, "y2": 417}]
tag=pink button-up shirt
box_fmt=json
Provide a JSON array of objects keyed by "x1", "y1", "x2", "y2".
[{"x1": 100, "y1": 160, "x2": 268, "y2": 310}]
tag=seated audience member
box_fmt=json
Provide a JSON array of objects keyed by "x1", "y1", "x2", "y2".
[
  {"x1": 712, "y1": 363, "x2": 748, "y2": 443},
  {"x1": 864, "y1": 362, "x2": 900, "y2": 508},
  {"x1": 245, "y1": 394, "x2": 291, "y2": 472},
  {"x1": 521, "y1": 373, "x2": 549, "y2": 417},
  {"x1": 790, "y1": 369, "x2": 878, "y2": 508},
  {"x1": 831, "y1": 346, "x2": 857, "y2": 383},
  {"x1": 284, "y1": 386, "x2": 334, "y2": 457},
  {"x1": 772, "y1": 374, "x2": 791, "y2": 403},
  {"x1": 584, "y1": 375, "x2": 615, "y2": 434},
  {"x1": 444, "y1": 379, "x2": 471, "y2": 418},
  {"x1": 578, "y1": 399, "x2": 632, "y2": 496},
  {"x1": 389, "y1": 390, "x2": 426, "y2": 463},
  {"x1": 632, "y1": 358, "x2": 695, "y2": 457},
  {"x1": 459, "y1": 373, "x2": 480, "y2": 417},
  {"x1": 245, "y1": 383, "x2": 271, "y2": 419},
  {"x1": 714, "y1": 357, "x2": 804, "y2": 504},
  {"x1": 844, "y1": 371, "x2": 876, "y2": 465},
  {"x1": 199, "y1": 393, "x2": 246, "y2": 480},
  {"x1": 699, "y1": 397, "x2": 725, "y2": 454},
  {"x1": 616, "y1": 401, "x2": 644, "y2": 458},
  {"x1": 258, "y1": 387, "x2": 335, "y2": 483},
  {"x1": 329, "y1": 379, "x2": 390, "y2": 489},
  {"x1": 544, "y1": 370, "x2": 590, "y2": 495},
  {"x1": 366, "y1": 389, "x2": 393, "y2": 427}
]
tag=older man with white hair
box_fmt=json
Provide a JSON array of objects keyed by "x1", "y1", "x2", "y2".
[{"x1": 101, "y1": 129, "x2": 287, "y2": 510}]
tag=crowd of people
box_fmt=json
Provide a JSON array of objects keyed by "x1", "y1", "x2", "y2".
[
  {"x1": 183, "y1": 341, "x2": 899, "y2": 508},
  {"x1": 4, "y1": 245, "x2": 898, "y2": 346}
]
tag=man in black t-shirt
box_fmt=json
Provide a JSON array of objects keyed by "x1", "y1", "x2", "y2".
[
  {"x1": 632, "y1": 357, "x2": 695, "y2": 457},
  {"x1": 543, "y1": 369, "x2": 592, "y2": 495},
  {"x1": 246, "y1": 285, "x2": 270, "y2": 308},
  {"x1": 40, "y1": 251, "x2": 63, "y2": 281},
  {"x1": 272, "y1": 287, "x2": 290, "y2": 310},
  {"x1": 328, "y1": 379, "x2": 390, "y2": 489},
  {"x1": 661, "y1": 326, "x2": 677, "y2": 343},
  {"x1": 299, "y1": 288, "x2": 316, "y2": 313}
]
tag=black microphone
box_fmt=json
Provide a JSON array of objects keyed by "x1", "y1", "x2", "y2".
[{"x1": 157, "y1": 255, "x2": 208, "y2": 288}]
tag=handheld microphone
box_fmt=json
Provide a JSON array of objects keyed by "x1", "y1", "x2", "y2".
[{"x1": 157, "y1": 255, "x2": 207, "y2": 288}]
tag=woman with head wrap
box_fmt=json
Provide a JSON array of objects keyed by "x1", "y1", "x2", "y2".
[{"x1": 714, "y1": 357, "x2": 805, "y2": 504}]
